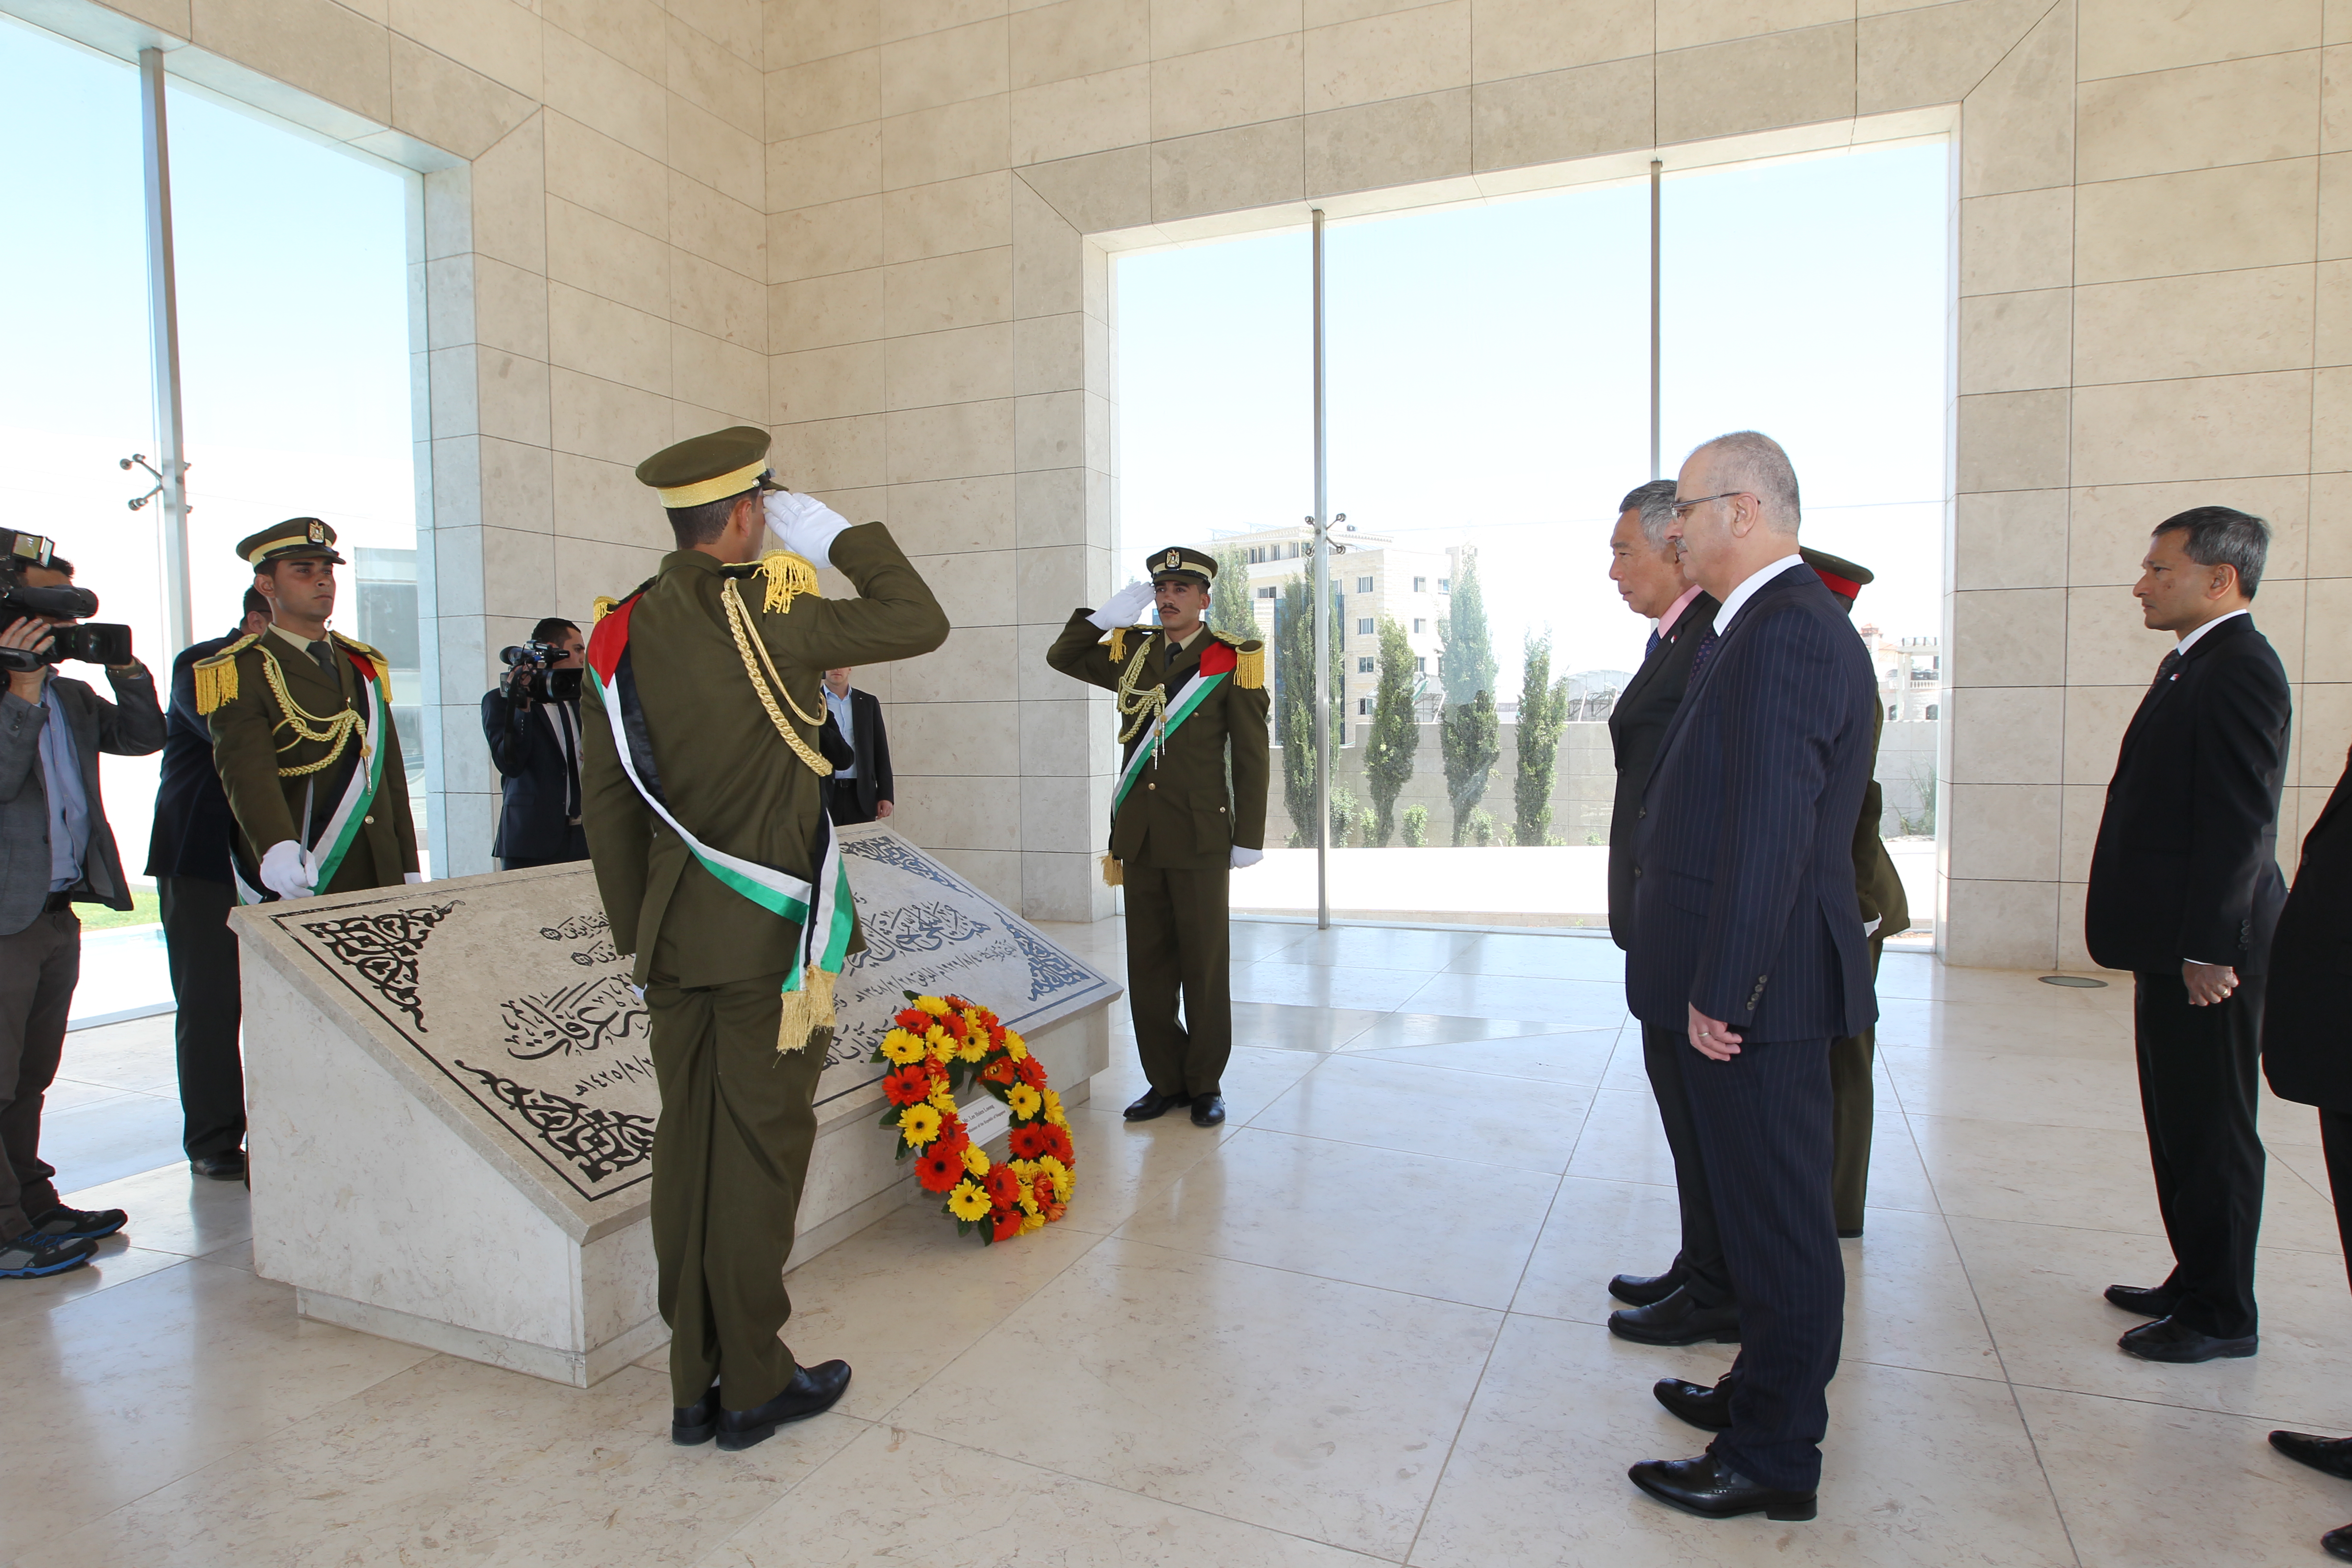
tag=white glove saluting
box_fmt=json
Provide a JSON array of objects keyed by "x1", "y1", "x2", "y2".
[
  {"x1": 260, "y1": 839, "x2": 316, "y2": 900},
  {"x1": 1087, "y1": 580, "x2": 1157, "y2": 631},
  {"x1": 1230, "y1": 846, "x2": 1263, "y2": 869},
  {"x1": 761, "y1": 489, "x2": 854, "y2": 569}
]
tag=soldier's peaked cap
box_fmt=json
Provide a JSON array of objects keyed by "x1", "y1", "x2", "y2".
[
  {"x1": 636, "y1": 425, "x2": 785, "y2": 509},
  {"x1": 1800, "y1": 545, "x2": 1872, "y2": 603},
  {"x1": 1147, "y1": 545, "x2": 1217, "y2": 584},
  {"x1": 236, "y1": 517, "x2": 344, "y2": 567}
]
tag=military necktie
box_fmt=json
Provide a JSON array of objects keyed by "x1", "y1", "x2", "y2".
[{"x1": 307, "y1": 638, "x2": 339, "y2": 684}]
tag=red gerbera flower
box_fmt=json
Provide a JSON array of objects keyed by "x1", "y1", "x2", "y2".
[
  {"x1": 935, "y1": 1113, "x2": 966, "y2": 1145},
  {"x1": 916, "y1": 1146, "x2": 964, "y2": 1193},
  {"x1": 991, "y1": 1211, "x2": 1023, "y2": 1241},
  {"x1": 1008, "y1": 1123, "x2": 1051, "y2": 1160},
  {"x1": 983, "y1": 1166, "x2": 1020, "y2": 1207},
  {"x1": 894, "y1": 1008, "x2": 931, "y2": 1031},
  {"x1": 1043, "y1": 1124, "x2": 1075, "y2": 1165},
  {"x1": 882, "y1": 1066, "x2": 931, "y2": 1106},
  {"x1": 988, "y1": 1024, "x2": 1007, "y2": 1047},
  {"x1": 980, "y1": 1057, "x2": 1017, "y2": 1085},
  {"x1": 940, "y1": 1013, "x2": 968, "y2": 1040},
  {"x1": 1013, "y1": 1055, "x2": 1046, "y2": 1088}
]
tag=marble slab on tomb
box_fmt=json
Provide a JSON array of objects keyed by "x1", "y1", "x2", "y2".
[{"x1": 234, "y1": 824, "x2": 1117, "y2": 1385}]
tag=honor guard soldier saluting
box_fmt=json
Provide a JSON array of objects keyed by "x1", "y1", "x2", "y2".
[
  {"x1": 578, "y1": 427, "x2": 947, "y2": 1453},
  {"x1": 1047, "y1": 548, "x2": 1269, "y2": 1129},
  {"x1": 199, "y1": 519, "x2": 420, "y2": 900}
]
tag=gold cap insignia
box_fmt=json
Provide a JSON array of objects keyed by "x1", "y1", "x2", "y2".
[
  {"x1": 306, "y1": 519, "x2": 326, "y2": 544},
  {"x1": 1163, "y1": 549, "x2": 1180, "y2": 570}
]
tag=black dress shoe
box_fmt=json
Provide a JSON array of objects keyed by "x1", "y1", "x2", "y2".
[
  {"x1": 2119, "y1": 1315, "x2": 2255, "y2": 1362},
  {"x1": 2324, "y1": 1522, "x2": 2352, "y2": 1563},
  {"x1": 1837, "y1": 1227, "x2": 1863, "y2": 1240},
  {"x1": 1123, "y1": 1089, "x2": 1190, "y2": 1121},
  {"x1": 1609, "y1": 1267, "x2": 1685, "y2": 1308},
  {"x1": 2272, "y1": 1431, "x2": 2352, "y2": 1481},
  {"x1": 1653, "y1": 1377, "x2": 1731, "y2": 1433},
  {"x1": 1609, "y1": 1286, "x2": 1741, "y2": 1347},
  {"x1": 190, "y1": 1152, "x2": 246, "y2": 1181},
  {"x1": 1628, "y1": 1454, "x2": 1816, "y2": 1521},
  {"x1": 2105, "y1": 1282, "x2": 2180, "y2": 1318},
  {"x1": 672, "y1": 1381, "x2": 721, "y2": 1446},
  {"x1": 715, "y1": 1360, "x2": 851, "y2": 1451},
  {"x1": 1189, "y1": 1093, "x2": 1226, "y2": 1127}
]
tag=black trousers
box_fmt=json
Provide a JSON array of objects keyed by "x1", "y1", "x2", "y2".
[
  {"x1": 1681, "y1": 1033, "x2": 1842, "y2": 1493},
  {"x1": 824, "y1": 778, "x2": 876, "y2": 827},
  {"x1": 2320, "y1": 1108, "x2": 2352, "y2": 1296},
  {"x1": 1121, "y1": 860, "x2": 1231, "y2": 1098},
  {"x1": 159, "y1": 876, "x2": 245, "y2": 1161},
  {"x1": 1642, "y1": 1023, "x2": 1736, "y2": 1309},
  {"x1": 0, "y1": 908, "x2": 79, "y2": 1239},
  {"x1": 502, "y1": 823, "x2": 590, "y2": 871},
  {"x1": 2133, "y1": 967, "x2": 2266, "y2": 1338}
]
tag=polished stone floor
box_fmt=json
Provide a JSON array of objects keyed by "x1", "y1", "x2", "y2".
[{"x1": 6, "y1": 919, "x2": 2351, "y2": 1565}]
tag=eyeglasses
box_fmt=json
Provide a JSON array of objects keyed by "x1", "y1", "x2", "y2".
[{"x1": 1670, "y1": 490, "x2": 1751, "y2": 518}]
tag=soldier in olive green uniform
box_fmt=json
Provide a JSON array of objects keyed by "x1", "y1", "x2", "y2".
[
  {"x1": 200, "y1": 519, "x2": 419, "y2": 901},
  {"x1": 579, "y1": 427, "x2": 947, "y2": 1452},
  {"x1": 1802, "y1": 547, "x2": 1912, "y2": 1238},
  {"x1": 1046, "y1": 547, "x2": 1269, "y2": 1130}
]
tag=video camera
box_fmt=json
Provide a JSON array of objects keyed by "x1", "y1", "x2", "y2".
[
  {"x1": 0, "y1": 528, "x2": 133, "y2": 674},
  {"x1": 499, "y1": 640, "x2": 582, "y2": 703}
]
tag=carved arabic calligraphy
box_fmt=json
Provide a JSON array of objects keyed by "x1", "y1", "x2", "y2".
[
  {"x1": 500, "y1": 975, "x2": 648, "y2": 1061},
  {"x1": 299, "y1": 902, "x2": 460, "y2": 1031},
  {"x1": 453, "y1": 1060, "x2": 656, "y2": 1184}
]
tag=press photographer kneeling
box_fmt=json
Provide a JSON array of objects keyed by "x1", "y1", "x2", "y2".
[
  {"x1": 483, "y1": 617, "x2": 588, "y2": 870},
  {"x1": 0, "y1": 531, "x2": 163, "y2": 1280}
]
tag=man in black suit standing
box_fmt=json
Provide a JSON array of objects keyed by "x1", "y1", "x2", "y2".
[
  {"x1": 483, "y1": 617, "x2": 588, "y2": 871},
  {"x1": 1623, "y1": 431, "x2": 1878, "y2": 1523},
  {"x1": 819, "y1": 666, "x2": 894, "y2": 827},
  {"x1": 147, "y1": 589, "x2": 270, "y2": 1180},
  {"x1": 1600, "y1": 479, "x2": 1735, "y2": 1348},
  {"x1": 2087, "y1": 507, "x2": 2289, "y2": 1364},
  {"x1": 2260, "y1": 744, "x2": 2352, "y2": 1561}
]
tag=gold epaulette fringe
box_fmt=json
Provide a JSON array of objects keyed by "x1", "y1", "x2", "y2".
[
  {"x1": 775, "y1": 965, "x2": 839, "y2": 1054},
  {"x1": 591, "y1": 595, "x2": 619, "y2": 623},
  {"x1": 1107, "y1": 628, "x2": 1127, "y2": 663},
  {"x1": 1234, "y1": 644, "x2": 1265, "y2": 689},
  {"x1": 192, "y1": 632, "x2": 260, "y2": 715},
  {"x1": 758, "y1": 550, "x2": 821, "y2": 613},
  {"x1": 1101, "y1": 854, "x2": 1123, "y2": 887}
]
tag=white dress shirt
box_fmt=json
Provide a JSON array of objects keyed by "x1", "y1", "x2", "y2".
[{"x1": 1704, "y1": 552, "x2": 1808, "y2": 637}]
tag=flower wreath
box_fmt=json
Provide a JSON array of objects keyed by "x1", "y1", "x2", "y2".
[{"x1": 873, "y1": 993, "x2": 1076, "y2": 1243}]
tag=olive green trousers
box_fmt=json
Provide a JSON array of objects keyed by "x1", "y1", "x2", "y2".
[
  {"x1": 646, "y1": 968, "x2": 825, "y2": 1410},
  {"x1": 1828, "y1": 937, "x2": 1886, "y2": 1234}
]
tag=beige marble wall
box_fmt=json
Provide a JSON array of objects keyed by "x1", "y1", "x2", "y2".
[{"x1": 24, "y1": 0, "x2": 2345, "y2": 963}]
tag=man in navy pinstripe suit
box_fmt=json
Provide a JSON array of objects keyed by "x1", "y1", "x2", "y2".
[{"x1": 1622, "y1": 432, "x2": 1880, "y2": 1522}]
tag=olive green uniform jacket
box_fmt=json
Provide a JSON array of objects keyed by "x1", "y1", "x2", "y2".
[
  {"x1": 1853, "y1": 705, "x2": 1910, "y2": 938},
  {"x1": 580, "y1": 526, "x2": 949, "y2": 988},
  {"x1": 204, "y1": 629, "x2": 418, "y2": 895},
  {"x1": 1044, "y1": 614, "x2": 1270, "y2": 871}
]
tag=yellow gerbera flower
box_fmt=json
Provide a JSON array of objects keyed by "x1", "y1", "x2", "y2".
[
  {"x1": 956, "y1": 1032, "x2": 989, "y2": 1064},
  {"x1": 1009, "y1": 1158, "x2": 1039, "y2": 1182},
  {"x1": 1052, "y1": 1169, "x2": 1074, "y2": 1202},
  {"x1": 926, "y1": 1082, "x2": 957, "y2": 1112},
  {"x1": 961, "y1": 1145, "x2": 991, "y2": 1176},
  {"x1": 1017, "y1": 1186, "x2": 1041, "y2": 1215},
  {"x1": 898, "y1": 1102, "x2": 943, "y2": 1146},
  {"x1": 924, "y1": 1025, "x2": 953, "y2": 1061},
  {"x1": 1042, "y1": 1089, "x2": 1067, "y2": 1127},
  {"x1": 880, "y1": 1029, "x2": 927, "y2": 1065},
  {"x1": 1037, "y1": 1154, "x2": 1066, "y2": 1180},
  {"x1": 1003, "y1": 1031, "x2": 1029, "y2": 1062},
  {"x1": 1019, "y1": 1210, "x2": 1046, "y2": 1234},
  {"x1": 947, "y1": 1180, "x2": 990, "y2": 1221},
  {"x1": 1007, "y1": 1083, "x2": 1043, "y2": 1119},
  {"x1": 915, "y1": 996, "x2": 950, "y2": 1016}
]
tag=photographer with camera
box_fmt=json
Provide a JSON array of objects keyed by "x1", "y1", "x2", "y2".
[
  {"x1": 483, "y1": 617, "x2": 588, "y2": 870},
  {"x1": 0, "y1": 535, "x2": 162, "y2": 1280},
  {"x1": 198, "y1": 519, "x2": 419, "y2": 901}
]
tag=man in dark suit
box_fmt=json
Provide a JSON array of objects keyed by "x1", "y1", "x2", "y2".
[
  {"x1": 2087, "y1": 506, "x2": 2289, "y2": 1364},
  {"x1": 1600, "y1": 479, "x2": 1734, "y2": 1348},
  {"x1": 1622, "y1": 431, "x2": 1878, "y2": 1523},
  {"x1": 2259, "y1": 745, "x2": 2352, "y2": 1561},
  {"x1": 147, "y1": 589, "x2": 270, "y2": 1180},
  {"x1": 818, "y1": 666, "x2": 894, "y2": 827},
  {"x1": 483, "y1": 616, "x2": 589, "y2": 870}
]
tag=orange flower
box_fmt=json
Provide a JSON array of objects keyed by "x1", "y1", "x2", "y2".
[
  {"x1": 916, "y1": 1146, "x2": 965, "y2": 1193},
  {"x1": 991, "y1": 1211, "x2": 1023, "y2": 1242},
  {"x1": 1008, "y1": 1123, "x2": 1051, "y2": 1161},
  {"x1": 980, "y1": 1057, "x2": 1017, "y2": 1085},
  {"x1": 882, "y1": 1066, "x2": 931, "y2": 1107},
  {"x1": 1014, "y1": 1055, "x2": 1046, "y2": 1089},
  {"x1": 894, "y1": 1007, "x2": 931, "y2": 1031},
  {"x1": 1043, "y1": 1124, "x2": 1074, "y2": 1166},
  {"x1": 983, "y1": 1166, "x2": 1020, "y2": 1209}
]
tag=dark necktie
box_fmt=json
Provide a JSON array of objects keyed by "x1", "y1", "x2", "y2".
[
  {"x1": 557, "y1": 701, "x2": 581, "y2": 818},
  {"x1": 2151, "y1": 648, "x2": 2182, "y2": 691},
  {"x1": 1645, "y1": 630, "x2": 1662, "y2": 659},
  {"x1": 1689, "y1": 630, "x2": 1720, "y2": 681},
  {"x1": 307, "y1": 638, "x2": 339, "y2": 685}
]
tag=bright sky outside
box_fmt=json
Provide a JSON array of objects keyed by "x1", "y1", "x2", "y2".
[
  {"x1": 0, "y1": 18, "x2": 413, "y2": 868},
  {"x1": 1115, "y1": 141, "x2": 1953, "y2": 698}
]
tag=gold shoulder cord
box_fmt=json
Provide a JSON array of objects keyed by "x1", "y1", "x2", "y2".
[
  {"x1": 719, "y1": 577, "x2": 834, "y2": 777},
  {"x1": 258, "y1": 646, "x2": 368, "y2": 777},
  {"x1": 1113, "y1": 636, "x2": 1166, "y2": 747}
]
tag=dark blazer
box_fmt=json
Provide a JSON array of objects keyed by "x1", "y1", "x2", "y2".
[
  {"x1": 1606, "y1": 592, "x2": 1718, "y2": 950},
  {"x1": 2085, "y1": 613, "x2": 2290, "y2": 975},
  {"x1": 2264, "y1": 745, "x2": 2352, "y2": 1108},
  {"x1": 147, "y1": 632, "x2": 242, "y2": 884},
  {"x1": 0, "y1": 664, "x2": 166, "y2": 935},
  {"x1": 1626, "y1": 564, "x2": 1879, "y2": 1041},
  {"x1": 483, "y1": 688, "x2": 584, "y2": 861},
  {"x1": 828, "y1": 685, "x2": 895, "y2": 818}
]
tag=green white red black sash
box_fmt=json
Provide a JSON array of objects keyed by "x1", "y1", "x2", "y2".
[
  {"x1": 236, "y1": 647, "x2": 391, "y2": 905},
  {"x1": 1110, "y1": 663, "x2": 1228, "y2": 818}
]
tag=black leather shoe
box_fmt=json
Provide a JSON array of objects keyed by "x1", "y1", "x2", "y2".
[
  {"x1": 1189, "y1": 1093, "x2": 1226, "y2": 1127},
  {"x1": 2272, "y1": 1431, "x2": 2352, "y2": 1481},
  {"x1": 1628, "y1": 1454, "x2": 1816, "y2": 1521},
  {"x1": 715, "y1": 1360, "x2": 851, "y2": 1451},
  {"x1": 2324, "y1": 1522, "x2": 2352, "y2": 1563},
  {"x1": 2105, "y1": 1282, "x2": 2180, "y2": 1318},
  {"x1": 1123, "y1": 1089, "x2": 1190, "y2": 1121},
  {"x1": 191, "y1": 1152, "x2": 246, "y2": 1181},
  {"x1": 1653, "y1": 1377, "x2": 1731, "y2": 1433},
  {"x1": 672, "y1": 1381, "x2": 721, "y2": 1446},
  {"x1": 2119, "y1": 1315, "x2": 2255, "y2": 1362},
  {"x1": 1609, "y1": 1267, "x2": 1685, "y2": 1308},
  {"x1": 1609, "y1": 1286, "x2": 1741, "y2": 1347},
  {"x1": 1837, "y1": 1226, "x2": 1863, "y2": 1240}
]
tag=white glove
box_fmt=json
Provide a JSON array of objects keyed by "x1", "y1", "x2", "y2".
[
  {"x1": 761, "y1": 489, "x2": 853, "y2": 569},
  {"x1": 1087, "y1": 580, "x2": 1156, "y2": 631},
  {"x1": 404, "y1": 872, "x2": 425, "y2": 885},
  {"x1": 1230, "y1": 846, "x2": 1263, "y2": 869},
  {"x1": 260, "y1": 839, "x2": 315, "y2": 900}
]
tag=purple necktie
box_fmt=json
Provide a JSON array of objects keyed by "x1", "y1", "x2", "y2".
[{"x1": 1689, "y1": 630, "x2": 1719, "y2": 681}]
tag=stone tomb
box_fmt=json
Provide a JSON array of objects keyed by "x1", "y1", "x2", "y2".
[{"x1": 234, "y1": 824, "x2": 1118, "y2": 1385}]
